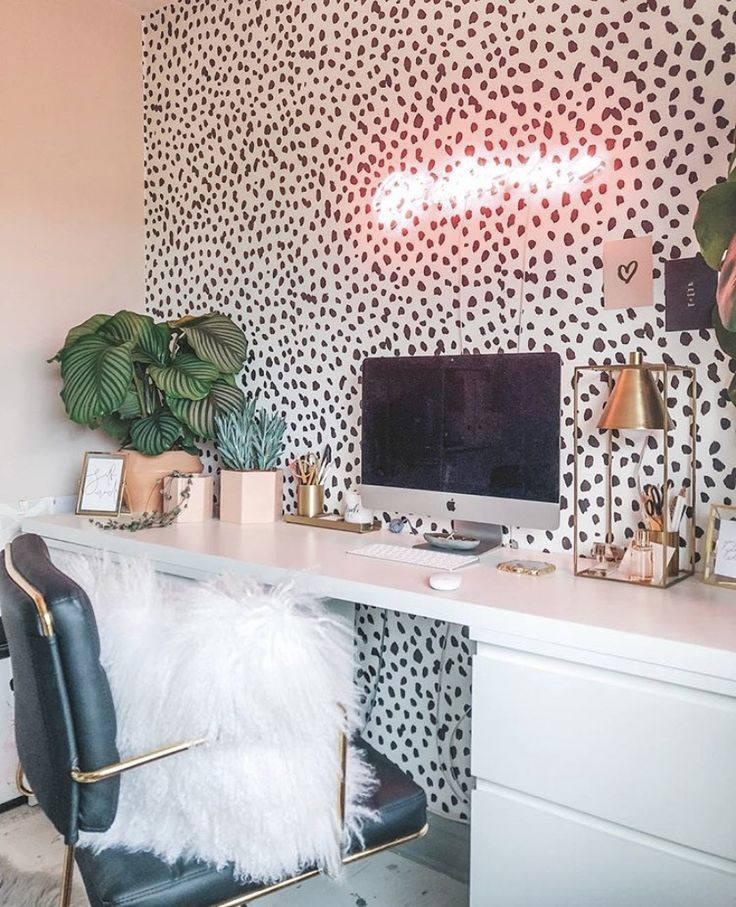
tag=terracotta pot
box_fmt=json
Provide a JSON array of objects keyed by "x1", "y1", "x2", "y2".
[
  {"x1": 123, "y1": 450, "x2": 203, "y2": 514},
  {"x1": 220, "y1": 469, "x2": 283, "y2": 523},
  {"x1": 163, "y1": 474, "x2": 214, "y2": 523}
]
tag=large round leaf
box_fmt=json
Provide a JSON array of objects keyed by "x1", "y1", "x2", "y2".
[
  {"x1": 173, "y1": 313, "x2": 247, "y2": 373},
  {"x1": 694, "y1": 181, "x2": 736, "y2": 271},
  {"x1": 149, "y1": 352, "x2": 219, "y2": 400},
  {"x1": 99, "y1": 310, "x2": 171, "y2": 366},
  {"x1": 168, "y1": 379, "x2": 244, "y2": 439},
  {"x1": 49, "y1": 313, "x2": 112, "y2": 362},
  {"x1": 99, "y1": 310, "x2": 156, "y2": 345},
  {"x1": 59, "y1": 335, "x2": 134, "y2": 424},
  {"x1": 716, "y1": 233, "x2": 736, "y2": 332},
  {"x1": 134, "y1": 323, "x2": 172, "y2": 366},
  {"x1": 130, "y1": 408, "x2": 182, "y2": 455}
]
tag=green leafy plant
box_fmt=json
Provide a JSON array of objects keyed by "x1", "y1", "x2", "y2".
[
  {"x1": 694, "y1": 130, "x2": 736, "y2": 342},
  {"x1": 216, "y1": 401, "x2": 286, "y2": 471},
  {"x1": 50, "y1": 310, "x2": 248, "y2": 455}
]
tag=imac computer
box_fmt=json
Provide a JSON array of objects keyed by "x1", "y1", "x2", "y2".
[{"x1": 360, "y1": 352, "x2": 561, "y2": 550}]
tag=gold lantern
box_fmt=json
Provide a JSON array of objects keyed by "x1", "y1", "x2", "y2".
[{"x1": 573, "y1": 352, "x2": 696, "y2": 588}]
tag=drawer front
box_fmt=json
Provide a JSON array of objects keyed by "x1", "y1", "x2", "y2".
[
  {"x1": 471, "y1": 645, "x2": 736, "y2": 860},
  {"x1": 470, "y1": 786, "x2": 736, "y2": 907},
  {"x1": 0, "y1": 658, "x2": 17, "y2": 805}
]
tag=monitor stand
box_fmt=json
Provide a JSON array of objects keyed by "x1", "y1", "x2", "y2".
[{"x1": 452, "y1": 520, "x2": 503, "y2": 556}]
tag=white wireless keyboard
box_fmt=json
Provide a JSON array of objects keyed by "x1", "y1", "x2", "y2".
[{"x1": 347, "y1": 542, "x2": 479, "y2": 572}]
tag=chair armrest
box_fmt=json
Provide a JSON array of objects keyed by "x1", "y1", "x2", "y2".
[{"x1": 70, "y1": 738, "x2": 206, "y2": 784}]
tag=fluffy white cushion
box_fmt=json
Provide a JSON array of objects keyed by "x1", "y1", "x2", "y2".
[{"x1": 56, "y1": 553, "x2": 377, "y2": 883}]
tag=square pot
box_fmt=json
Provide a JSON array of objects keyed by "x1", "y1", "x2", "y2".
[
  {"x1": 220, "y1": 470, "x2": 284, "y2": 523},
  {"x1": 163, "y1": 474, "x2": 214, "y2": 523}
]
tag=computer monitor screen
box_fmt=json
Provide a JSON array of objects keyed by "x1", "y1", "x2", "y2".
[{"x1": 360, "y1": 352, "x2": 561, "y2": 530}]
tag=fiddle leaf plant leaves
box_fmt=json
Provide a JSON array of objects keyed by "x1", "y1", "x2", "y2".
[
  {"x1": 716, "y1": 233, "x2": 736, "y2": 332},
  {"x1": 59, "y1": 335, "x2": 134, "y2": 425},
  {"x1": 694, "y1": 180, "x2": 736, "y2": 271},
  {"x1": 168, "y1": 379, "x2": 245, "y2": 439},
  {"x1": 713, "y1": 306, "x2": 736, "y2": 359},
  {"x1": 130, "y1": 408, "x2": 183, "y2": 456},
  {"x1": 173, "y1": 312, "x2": 248, "y2": 373},
  {"x1": 148, "y1": 352, "x2": 219, "y2": 400},
  {"x1": 728, "y1": 373, "x2": 736, "y2": 408}
]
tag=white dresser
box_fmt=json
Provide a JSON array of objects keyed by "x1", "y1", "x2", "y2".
[
  {"x1": 470, "y1": 633, "x2": 736, "y2": 906},
  {"x1": 0, "y1": 641, "x2": 17, "y2": 807}
]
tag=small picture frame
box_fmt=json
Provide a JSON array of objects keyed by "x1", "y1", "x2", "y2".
[
  {"x1": 76, "y1": 452, "x2": 127, "y2": 517},
  {"x1": 703, "y1": 503, "x2": 736, "y2": 589}
]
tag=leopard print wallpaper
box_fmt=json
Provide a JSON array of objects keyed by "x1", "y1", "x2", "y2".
[{"x1": 143, "y1": 0, "x2": 736, "y2": 818}]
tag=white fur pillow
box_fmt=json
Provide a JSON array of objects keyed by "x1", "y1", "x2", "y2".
[{"x1": 57, "y1": 553, "x2": 377, "y2": 883}]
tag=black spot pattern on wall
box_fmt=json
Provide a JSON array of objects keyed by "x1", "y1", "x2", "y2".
[{"x1": 143, "y1": 0, "x2": 736, "y2": 817}]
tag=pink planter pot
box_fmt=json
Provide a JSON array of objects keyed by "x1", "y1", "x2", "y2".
[
  {"x1": 123, "y1": 450, "x2": 203, "y2": 514},
  {"x1": 164, "y1": 474, "x2": 214, "y2": 523},
  {"x1": 219, "y1": 470, "x2": 283, "y2": 523}
]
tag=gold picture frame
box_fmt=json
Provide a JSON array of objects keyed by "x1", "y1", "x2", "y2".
[
  {"x1": 703, "y1": 503, "x2": 736, "y2": 589},
  {"x1": 76, "y1": 452, "x2": 127, "y2": 517}
]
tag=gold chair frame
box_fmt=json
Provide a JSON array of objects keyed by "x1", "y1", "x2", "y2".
[{"x1": 5, "y1": 544, "x2": 428, "y2": 907}]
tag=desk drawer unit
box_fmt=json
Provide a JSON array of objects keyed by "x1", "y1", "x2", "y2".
[
  {"x1": 470, "y1": 643, "x2": 736, "y2": 906},
  {"x1": 470, "y1": 785, "x2": 736, "y2": 907}
]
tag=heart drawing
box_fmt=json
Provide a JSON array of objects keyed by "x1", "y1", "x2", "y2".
[{"x1": 617, "y1": 260, "x2": 639, "y2": 284}]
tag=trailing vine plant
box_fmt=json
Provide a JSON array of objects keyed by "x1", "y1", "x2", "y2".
[{"x1": 91, "y1": 472, "x2": 194, "y2": 532}]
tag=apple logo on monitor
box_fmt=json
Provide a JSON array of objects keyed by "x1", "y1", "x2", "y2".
[{"x1": 446, "y1": 499, "x2": 456, "y2": 513}]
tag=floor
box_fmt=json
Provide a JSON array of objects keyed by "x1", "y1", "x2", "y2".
[{"x1": 0, "y1": 804, "x2": 469, "y2": 907}]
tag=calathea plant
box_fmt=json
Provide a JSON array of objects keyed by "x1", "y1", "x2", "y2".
[
  {"x1": 51, "y1": 311, "x2": 247, "y2": 455},
  {"x1": 694, "y1": 131, "x2": 736, "y2": 401}
]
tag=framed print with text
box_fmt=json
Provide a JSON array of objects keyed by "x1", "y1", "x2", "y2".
[
  {"x1": 76, "y1": 452, "x2": 126, "y2": 517},
  {"x1": 703, "y1": 503, "x2": 736, "y2": 589}
]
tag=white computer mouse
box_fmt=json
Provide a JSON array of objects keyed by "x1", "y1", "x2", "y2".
[{"x1": 428, "y1": 572, "x2": 462, "y2": 592}]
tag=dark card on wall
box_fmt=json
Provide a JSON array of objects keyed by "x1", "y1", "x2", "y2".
[{"x1": 664, "y1": 254, "x2": 716, "y2": 332}]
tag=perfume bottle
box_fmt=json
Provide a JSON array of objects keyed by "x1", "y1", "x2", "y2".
[{"x1": 630, "y1": 528, "x2": 654, "y2": 584}]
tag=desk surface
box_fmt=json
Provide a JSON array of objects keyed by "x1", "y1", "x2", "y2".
[{"x1": 22, "y1": 514, "x2": 736, "y2": 682}]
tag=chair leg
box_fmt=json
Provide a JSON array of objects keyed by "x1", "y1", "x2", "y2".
[{"x1": 59, "y1": 844, "x2": 75, "y2": 907}]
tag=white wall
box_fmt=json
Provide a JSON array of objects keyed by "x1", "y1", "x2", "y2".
[{"x1": 0, "y1": 0, "x2": 144, "y2": 505}]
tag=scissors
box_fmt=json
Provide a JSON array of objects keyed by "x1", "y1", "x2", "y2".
[{"x1": 642, "y1": 483, "x2": 667, "y2": 529}]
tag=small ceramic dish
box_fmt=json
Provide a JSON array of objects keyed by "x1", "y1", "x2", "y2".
[{"x1": 423, "y1": 532, "x2": 481, "y2": 551}]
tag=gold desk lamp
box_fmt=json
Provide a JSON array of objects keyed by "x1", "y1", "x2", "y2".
[
  {"x1": 573, "y1": 351, "x2": 696, "y2": 588},
  {"x1": 597, "y1": 351, "x2": 671, "y2": 431}
]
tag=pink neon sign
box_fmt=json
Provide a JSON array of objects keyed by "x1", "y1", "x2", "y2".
[{"x1": 372, "y1": 151, "x2": 604, "y2": 226}]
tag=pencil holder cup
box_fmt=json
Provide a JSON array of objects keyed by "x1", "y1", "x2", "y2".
[
  {"x1": 649, "y1": 530, "x2": 680, "y2": 577},
  {"x1": 297, "y1": 485, "x2": 324, "y2": 518}
]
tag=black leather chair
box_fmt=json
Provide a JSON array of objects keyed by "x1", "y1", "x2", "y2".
[{"x1": 0, "y1": 534, "x2": 428, "y2": 907}]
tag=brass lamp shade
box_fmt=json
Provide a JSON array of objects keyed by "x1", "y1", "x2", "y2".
[{"x1": 597, "y1": 352, "x2": 670, "y2": 431}]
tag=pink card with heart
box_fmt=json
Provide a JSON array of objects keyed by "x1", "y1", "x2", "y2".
[{"x1": 602, "y1": 236, "x2": 653, "y2": 309}]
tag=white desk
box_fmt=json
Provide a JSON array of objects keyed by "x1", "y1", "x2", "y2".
[{"x1": 23, "y1": 514, "x2": 736, "y2": 906}]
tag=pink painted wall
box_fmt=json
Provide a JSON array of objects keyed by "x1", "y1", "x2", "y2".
[{"x1": 0, "y1": 0, "x2": 144, "y2": 505}]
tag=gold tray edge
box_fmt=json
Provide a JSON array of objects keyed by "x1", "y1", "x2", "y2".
[{"x1": 283, "y1": 514, "x2": 382, "y2": 534}]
